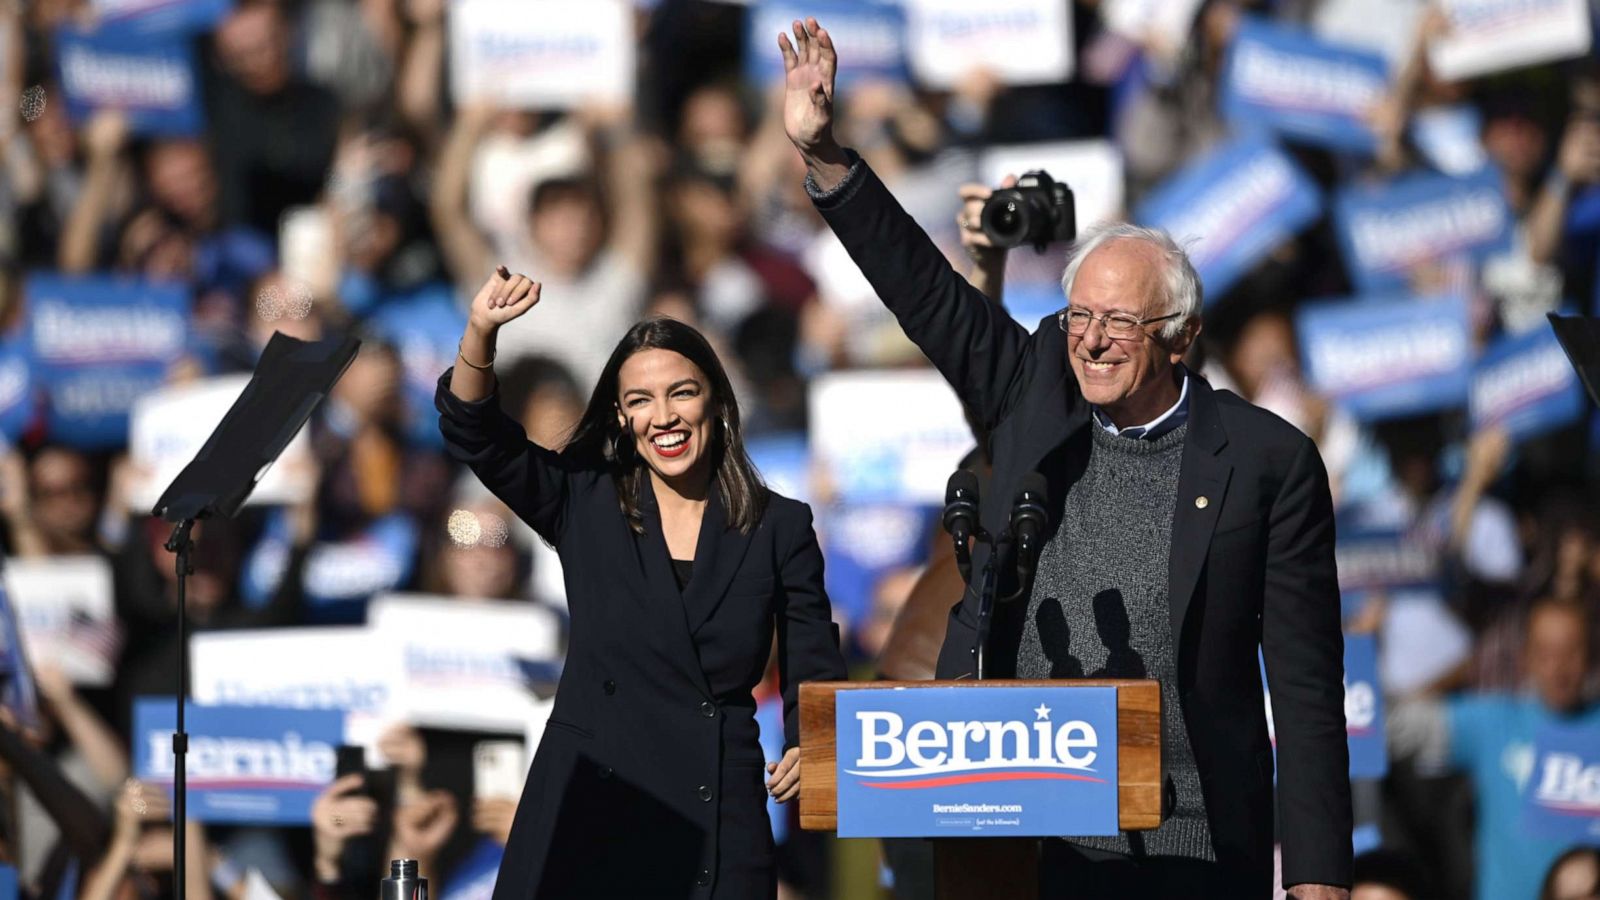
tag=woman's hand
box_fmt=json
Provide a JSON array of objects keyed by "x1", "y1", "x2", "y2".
[
  {"x1": 467, "y1": 266, "x2": 542, "y2": 337},
  {"x1": 310, "y1": 774, "x2": 378, "y2": 883},
  {"x1": 766, "y1": 747, "x2": 802, "y2": 804}
]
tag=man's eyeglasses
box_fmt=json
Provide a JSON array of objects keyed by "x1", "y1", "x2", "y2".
[{"x1": 1057, "y1": 307, "x2": 1183, "y2": 340}]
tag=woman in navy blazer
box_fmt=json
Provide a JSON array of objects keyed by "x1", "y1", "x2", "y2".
[{"x1": 436, "y1": 268, "x2": 847, "y2": 899}]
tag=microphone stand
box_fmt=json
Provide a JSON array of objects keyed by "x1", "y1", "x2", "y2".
[
  {"x1": 971, "y1": 533, "x2": 1012, "y2": 680},
  {"x1": 165, "y1": 519, "x2": 196, "y2": 900}
]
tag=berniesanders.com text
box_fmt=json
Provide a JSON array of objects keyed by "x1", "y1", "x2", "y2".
[{"x1": 931, "y1": 803, "x2": 1023, "y2": 813}]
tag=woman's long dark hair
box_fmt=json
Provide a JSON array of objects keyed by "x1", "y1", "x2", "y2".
[{"x1": 567, "y1": 317, "x2": 767, "y2": 535}]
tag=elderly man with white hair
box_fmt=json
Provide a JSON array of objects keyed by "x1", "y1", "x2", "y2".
[{"x1": 777, "y1": 17, "x2": 1351, "y2": 900}]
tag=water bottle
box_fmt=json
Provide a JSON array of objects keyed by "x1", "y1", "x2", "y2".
[{"x1": 381, "y1": 859, "x2": 427, "y2": 900}]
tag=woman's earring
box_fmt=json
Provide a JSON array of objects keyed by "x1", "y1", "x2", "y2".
[{"x1": 610, "y1": 429, "x2": 630, "y2": 462}]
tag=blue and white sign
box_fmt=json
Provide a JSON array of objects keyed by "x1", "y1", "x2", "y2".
[
  {"x1": 448, "y1": 0, "x2": 633, "y2": 109},
  {"x1": 1333, "y1": 169, "x2": 1513, "y2": 293},
  {"x1": 1523, "y1": 721, "x2": 1600, "y2": 842},
  {"x1": 366, "y1": 286, "x2": 466, "y2": 449},
  {"x1": 0, "y1": 336, "x2": 35, "y2": 443},
  {"x1": 1263, "y1": 635, "x2": 1387, "y2": 779},
  {"x1": 1298, "y1": 294, "x2": 1472, "y2": 420},
  {"x1": 134, "y1": 699, "x2": 343, "y2": 824},
  {"x1": 905, "y1": 0, "x2": 1074, "y2": 88},
  {"x1": 25, "y1": 274, "x2": 188, "y2": 448},
  {"x1": 1428, "y1": 0, "x2": 1592, "y2": 81},
  {"x1": 746, "y1": 0, "x2": 909, "y2": 87},
  {"x1": 835, "y1": 686, "x2": 1119, "y2": 838},
  {"x1": 1220, "y1": 17, "x2": 1389, "y2": 155},
  {"x1": 1343, "y1": 636, "x2": 1386, "y2": 779},
  {"x1": 819, "y1": 503, "x2": 935, "y2": 629},
  {"x1": 1334, "y1": 525, "x2": 1440, "y2": 593},
  {"x1": 1470, "y1": 326, "x2": 1586, "y2": 440},
  {"x1": 92, "y1": 0, "x2": 233, "y2": 34},
  {"x1": 1411, "y1": 105, "x2": 1490, "y2": 176},
  {"x1": 55, "y1": 25, "x2": 203, "y2": 135},
  {"x1": 1136, "y1": 136, "x2": 1322, "y2": 302},
  {"x1": 439, "y1": 837, "x2": 502, "y2": 900},
  {"x1": 809, "y1": 369, "x2": 971, "y2": 505}
]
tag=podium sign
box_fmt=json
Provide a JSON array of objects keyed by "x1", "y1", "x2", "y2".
[{"x1": 835, "y1": 686, "x2": 1119, "y2": 838}]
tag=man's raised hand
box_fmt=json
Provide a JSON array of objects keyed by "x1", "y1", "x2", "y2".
[{"x1": 778, "y1": 17, "x2": 848, "y2": 175}]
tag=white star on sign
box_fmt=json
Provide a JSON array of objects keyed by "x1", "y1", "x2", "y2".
[{"x1": 1034, "y1": 703, "x2": 1051, "y2": 720}]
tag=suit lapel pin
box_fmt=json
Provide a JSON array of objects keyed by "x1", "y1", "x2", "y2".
[{"x1": 1195, "y1": 496, "x2": 1209, "y2": 509}]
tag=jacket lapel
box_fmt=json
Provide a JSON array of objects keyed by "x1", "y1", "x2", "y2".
[
  {"x1": 1166, "y1": 377, "x2": 1231, "y2": 652},
  {"x1": 634, "y1": 478, "x2": 713, "y2": 695},
  {"x1": 682, "y1": 488, "x2": 755, "y2": 635}
]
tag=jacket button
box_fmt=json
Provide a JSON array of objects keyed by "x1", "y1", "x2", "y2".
[
  {"x1": 695, "y1": 868, "x2": 711, "y2": 887},
  {"x1": 598, "y1": 765, "x2": 613, "y2": 780},
  {"x1": 699, "y1": 701, "x2": 716, "y2": 718},
  {"x1": 603, "y1": 680, "x2": 616, "y2": 696},
  {"x1": 697, "y1": 785, "x2": 713, "y2": 802}
]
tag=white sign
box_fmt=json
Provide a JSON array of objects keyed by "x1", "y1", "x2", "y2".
[
  {"x1": 809, "y1": 369, "x2": 971, "y2": 505},
  {"x1": 368, "y1": 593, "x2": 562, "y2": 732},
  {"x1": 127, "y1": 374, "x2": 315, "y2": 512},
  {"x1": 5, "y1": 556, "x2": 118, "y2": 686},
  {"x1": 191, "y1": 627, "x2": 402, "y2": 750},
  {"x1": 449, "y1": 0, "x2": 635, "y2": 109},
  {"x1": 905, "y1": 0, "x2": 1073, "y2": 88},
  {"x1": 1101, "y1": 0, "x2": 1205, "y2": 58},
  {"x1": 979, "y1": 139, "x2": 1124, "y2": 233},
  {"x1": 1427, "y1": 0, "x2": 1592, "y2": 81}
]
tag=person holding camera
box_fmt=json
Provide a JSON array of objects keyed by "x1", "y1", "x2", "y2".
[{"x1": 778, "y1": 18, "x2": 1351, "y2": 900}]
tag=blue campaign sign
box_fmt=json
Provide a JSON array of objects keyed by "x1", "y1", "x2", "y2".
[
  {"x1": 95, "y1": 0, "x2": 233, "y2": 34},
  {"x1": 55, "y1": 24, "x2": 204, "y2": 135},
  {"x1": 746, "y1": 0, "x2": 909, "y2": 87},
  {"x1": 134, "y1": 698, "x2": 343, "y2": 824},
  {"x1": 1470, "y1": 325, "x2": 1585, "y2": 440},
  {"x1": 1333, "y1": 168, "x2": 1513, "y2": 293},
  {"x1": 1343, "y1": 635, "x2": 1386, "y2": 779},
  {"x1": 1410, "y1": 105, "x2": 1489, "y2": 176},
  {"x1": 1220, "y1": 17, "x2": 1388, "y2": 155},
  {"x1": 1523, "y1": 721, "x2": 1600, "y2": 843},
  {"x1": 0, "y1": 572, "x2": 41, "y2": 732},
  {"x1": 25, "y1": 274, "x2": 189, "y2": 448},
  {"x1": 1135, "y1": 136, "x2": 1322, "y2": 302},
  {"x1": 0, "y1": 335, "x2": 36, "y2": 443},
  {"x1": 366, "y1": 285, "x2": 466, "y2": 449},
  {"x1": 1298, "y1": 293, "x2": 1471, "y2": 420},
  {"x1": 0, "y1": 865, "x2": 14, "y2": 900},
  {"x1": 1264, "y1": 635, "x2": 1386, "y2": 779},
  {"x1": 1334, "y1": 524, "x2": 1440, "y2": 593},
  {"x1": 835, "y1": 686, "x2": 1119, "y2": 838},
  {"x1": 819, "y1": 503, "x2": 935, "y2": 631},
  {"x1": 746, "y1": 432, "x2": 813, "y2": 506}
]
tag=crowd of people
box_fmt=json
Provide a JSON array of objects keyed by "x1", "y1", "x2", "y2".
[{"x1": 1, "y1": 0, "x2": 1598, "y2": 897}]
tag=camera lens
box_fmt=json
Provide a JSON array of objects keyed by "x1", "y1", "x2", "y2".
[{"x1": 980, "y1": 193, "x2": 1031, "y2": 247}]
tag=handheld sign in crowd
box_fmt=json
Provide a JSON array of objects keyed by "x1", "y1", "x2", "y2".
[
  {"x1": 746, "y1": 0, "x2": 909, "y2": 87},
  {"x1": 1470, "y1": 325, "x2": 1587, "y2": 440},
  {"x1": 809, "y1": 369, "x2": 971, "y2": 505},
  {"x1": 1220, "y1": 17, "x2": 1389, "y2": 155},
  {"x1": 448, "y1": 0, "x2": 633, "y2": 110},
  {"x1": 1333, "y1": 168, "x2": 1513, "y2": 294},
  {"x1": 1334, "y1": 525, "x2": 1440, "y2": 594},
  {"x1": 835, "y1": 686, "x2": 1119, "y2": 838},
  {"x1": 241, "y1": 512, "x2": 420, "y2": 617},
  {"x1": 1523, "y1": 721, "x2": 1600, "y2": 842},
  {"x1": 365, "y1": 288, "x2": 467, "y2": 449},
  {"x1": 0, "y1": 336, "x2": 34, "y2": 442},
  {"x1": 1298, "y1": 293, "x2": 1472, "y2": 421},
  {"x1": 25, "y1": 274, "x2": 189, "y2": 448},
  {"x1": 1410, "y1": 105, "x2": 1490, "y2": 176},
  {"x1": 1136, "y1": 136, "x2": 1322, "y2": 302},
  {"x1": 92, "y1": 0, "x2": 233, "y2": 34},
  {"x1": 1428, "y1": 0, "x2": 1593, "y2": 82},
  {"x1": 134, "y1": 699, "x2": 342, "y2": 825},
  {"x1": 55, "y1": 24, "x2": 203, "y2": 135},
  {"x1": 819, "y1": 503, "x2": 935, "y2": 627},
  {"x1": 128, "y1": 374, "x2": 316, "y2": 513},
  {"x1": 190, "y1": 627, "x2": 401, "y2": 752},
  {"x1": 368, "y1": 593, "x2": 563, "y2": 733},
  {"x1": 1264, "y1": 634, "x2": 1387, "y2": 779},
  {"x1": 5, "y1": 556, "x2": 119, "y2": 687},
  {"x1": 903, "y1": 0, "x2": 1074, "y2": 88},
  {"x1": 1100, "y1": 0, "x2": 1206, "y2": 62}
]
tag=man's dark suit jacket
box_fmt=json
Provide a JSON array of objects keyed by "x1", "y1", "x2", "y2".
[
  {"x1": 436, "y1": 371, "x2": 847, "y2": 899},
  {"x1": 811, "y1": 158, "x2": 1352, "y2": 894}
]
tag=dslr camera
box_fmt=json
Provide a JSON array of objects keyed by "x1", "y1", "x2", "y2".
[{"x1": 980, "y1": 170, "x2": 1077, "y2": 252}]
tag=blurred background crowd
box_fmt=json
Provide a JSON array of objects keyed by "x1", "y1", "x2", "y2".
[{"x1": 1, "y1": 0, "x2": 1599, "y2": 897}]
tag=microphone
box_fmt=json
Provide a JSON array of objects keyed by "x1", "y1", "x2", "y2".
[
  {"x1": 943, "y1": 469, "x2": 979, "y2": 584},
  {"x1": 1010, "y1": 472, "x2": 1049, "y2": 562},
  {"x1": 942, "y1": 469, "x2": 979, "y2": 544}
]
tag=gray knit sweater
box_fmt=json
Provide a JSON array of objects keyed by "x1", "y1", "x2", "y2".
[{"x1": 1016, "y1": 422, "x2": 1215, "y2": 860}]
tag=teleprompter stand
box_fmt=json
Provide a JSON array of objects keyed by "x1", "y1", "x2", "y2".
[{"x1": 151, "y1": 332, "x2": 360, "y2": 899}]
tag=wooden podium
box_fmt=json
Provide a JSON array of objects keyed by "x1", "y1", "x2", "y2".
[{"x1": 798, "y1": 679, "x2": 1164, "y2": 900}]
